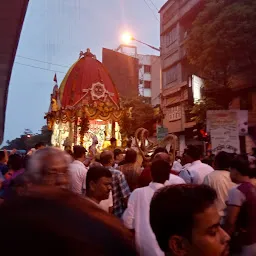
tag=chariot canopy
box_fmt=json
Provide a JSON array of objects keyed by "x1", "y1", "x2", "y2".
[{"x1": 45, "y1": 49, "x2": 122, "y2": 149}]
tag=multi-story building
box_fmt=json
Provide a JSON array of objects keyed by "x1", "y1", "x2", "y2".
[
  {"x1": 159, "y1": 0, "x2": 256, "y2": 153},
  {"x1": 137, "y1": 54, "x2": 161, "y2": 106},
  {"x1": 159, "y1": 0, "x2": 204, "y2": 152},
  {"x1": 103, "y1": 45, "x2": 161, "y2": 106}
]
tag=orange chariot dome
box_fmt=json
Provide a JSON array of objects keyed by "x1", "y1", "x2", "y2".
[
  {"x1": 59, "y1": 48, "x2": 120, "y2": 110},
  {"x1": 47, "y1": 49, "x2": 122, "y2": 125},
  {"x1": 45, "y1": 49, "x2": 123, "y2": 148}
]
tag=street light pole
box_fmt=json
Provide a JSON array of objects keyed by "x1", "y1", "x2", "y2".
[
  {"x1": 131, "y1": 37, "x2": 160, "y2": 52},
  {"x1": 120, "y1": 33, "x2": 160, "y2": 52}
]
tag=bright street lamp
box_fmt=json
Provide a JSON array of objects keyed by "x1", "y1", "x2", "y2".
[
  {"x1": 121, "y1": 32, "x2": 160, "y2": 52},
  {"x1": 121, "y1": 32, "x2": 133, "y2": 45}
]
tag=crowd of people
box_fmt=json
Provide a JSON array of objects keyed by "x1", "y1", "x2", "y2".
[{"x1": 0, "y1": 140, "x2": 256, "y2": 256}]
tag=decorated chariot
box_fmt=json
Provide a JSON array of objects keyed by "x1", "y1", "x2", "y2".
[{"x1": 45, "y1": 49, "x2": 122, "y2": 150}]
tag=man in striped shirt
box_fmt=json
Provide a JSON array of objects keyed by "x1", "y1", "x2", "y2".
[{"x1": 100, "y1": 150, "x2": 130, "y2": 218}]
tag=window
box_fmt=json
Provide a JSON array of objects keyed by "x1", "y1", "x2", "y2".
[
  {"x1": 144, "y1": 65, "x2": 151, "y2": 73},
  {"x1": 144, "y1": 81, "x2": 151, "y2": 88},
  {"x1": 163, "y1": 5, "x2": 177, "y2": 25},
  {"x1": 166, "y1": 66, "x2": 177, "y2": 85},
  {"x1": 166, "y1": 27, "x2": 177, "y2": 46},
  {"x1": 168, "y1": 105, "x2": 181, "y2": 122}
]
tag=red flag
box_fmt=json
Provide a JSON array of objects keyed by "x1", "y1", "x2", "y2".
[{"x1": 53, "y1": 73, "x2": 57, "y2": 83}]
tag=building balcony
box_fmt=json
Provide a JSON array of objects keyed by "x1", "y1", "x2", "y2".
[
  {"x1": 161, "y1": 49, "x2": 180, "y2": 70},
  {"x1": 179, "y1": 0, "x2": 202, "y2": 20},
  {"x1": 160, "y1": 0, "x2": 202, "y2": 34}
]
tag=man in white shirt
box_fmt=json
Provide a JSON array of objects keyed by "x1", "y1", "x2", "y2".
[
  {"x1": 172, "y1": 160, "x2": 183, "y2": 173},
  {"x1": 154, "y1": 152, "x2": 185, "y2": 185},
  {"x1": 69, "y1": 146, "x2": 88, "y2": 194},
  {"x1": 99, "y1": 191, "x2": 113, "y2": 213},
  {"x1": 85, "y1": 165, "x2": 112, "y2": 212},
  {"x1": 204, "y1": 151, "x2": 235, "y2": 219},
  {"x1": 179, "y1": 145, "x2": 214, "y2": 184},
  {"x1": 123, "y1": 159, "x2": 171, "y2": 256}
]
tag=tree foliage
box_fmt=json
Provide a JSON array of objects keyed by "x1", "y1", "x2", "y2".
[
  {"x1": 2, "y1": 126, "x2": 52, "y2": 150},
  {"x1": 120, "y1": 96, "x2": 155, "y2": 137},
  {"x1": 190, "y1": 97, "x2": 223, "y2": 125},
  {"x1": 186, "y1": 0, "x2": 256, "y2": 94}
]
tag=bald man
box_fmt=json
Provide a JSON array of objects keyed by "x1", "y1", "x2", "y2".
[
  {"x1": 154, "y1": 152, "x2": 185, "y2": 185},
  {"x1": 154, "y1": 152, "x2": 171, "y2": 162}
]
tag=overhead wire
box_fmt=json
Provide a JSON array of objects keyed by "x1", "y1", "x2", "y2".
[
  {"x1": 16, "y1": 55, "x2": 70, "y2": 68},
  {"x1": 142, "y1": 0, "x2": 160, "y2": 22},
  {"x1": 14, "y1": 62, "x2": 67, "y2": 74},
  {"x1": 148, "y1": 0, "x2": 159, "y2": 12}
]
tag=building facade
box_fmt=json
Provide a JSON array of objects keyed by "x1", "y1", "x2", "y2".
[
  {"x1": 137, "y1": 54, "x2": 161, "y2": 106},
  {"x1": 102, "y1": 48, "x2": 139, "y2": 98},
  {"x1": 160, "y1": 0, "x2": 256, "y2": 154},
  {"x1": 159, "y1": 0, "x2": 203, "y2": 153},
  {"x1": 109, "y1": 45, "x2": 161, "y2": 106}
]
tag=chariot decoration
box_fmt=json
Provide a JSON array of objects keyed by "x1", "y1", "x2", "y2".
[
  {"x1": 131, "y1": 127, "x2": 178, "y2": 166},
  {"x1": 45, "y1": 49, "x2": 122, "y2": 150}
]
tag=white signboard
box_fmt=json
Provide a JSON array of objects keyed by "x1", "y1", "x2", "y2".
[
  {"x1": 207, "y1": 111, "x2": 240, "y2": 154},
  {"x1": 191, "y1": 75, "x2": 203, "y2": 103}
]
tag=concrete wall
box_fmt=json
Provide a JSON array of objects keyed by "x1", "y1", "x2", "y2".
[
  {"x1": 151, "y1": 56, "x2": 161, "y2": 106},
  {"x1": 102, "y1": 48, "x2": 139, "y2": 98},
  {"x1": 112, "y1": 47, "x2": 161, "y2": 106}
]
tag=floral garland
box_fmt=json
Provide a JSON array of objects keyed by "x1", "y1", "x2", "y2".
[{"x1": 79, "y1": 117, "x2": 90, "y2": 146}]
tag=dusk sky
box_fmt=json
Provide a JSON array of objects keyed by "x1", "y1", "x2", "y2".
[{"x1": 4, "y1": 0, "x2": 166, "y2": 144}]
